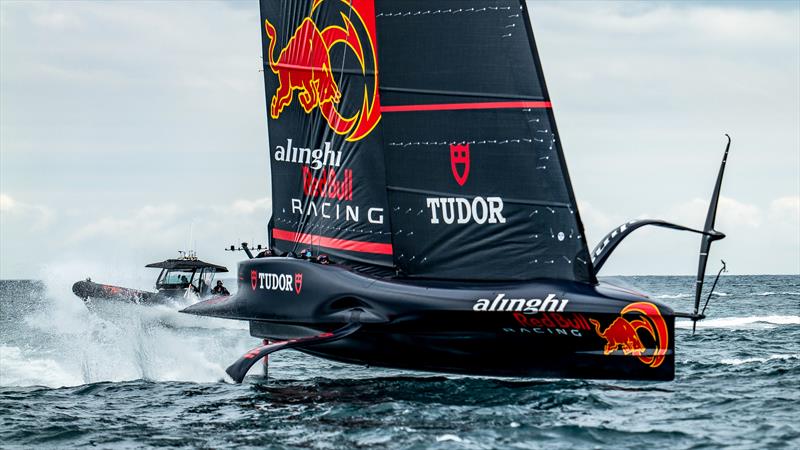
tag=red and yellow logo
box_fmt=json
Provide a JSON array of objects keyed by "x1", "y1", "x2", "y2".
[
  {"x1": 590, "y1": 302, "x2": 669, "y2": 368},
  {"x1": 263, "y1": 0, "x2": 380, "y2": 141}
]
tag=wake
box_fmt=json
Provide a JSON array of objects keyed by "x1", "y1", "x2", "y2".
[
  {"x1": 0, "y1": 261, "x2": 252, "y2": 388},
  {"x1": 676, "y1": 315, "x2": 800, "y2": 329}
]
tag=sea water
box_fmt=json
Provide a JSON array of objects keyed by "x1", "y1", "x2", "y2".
[{"x1": 0, "y1": 275, "x2": 798, "y2": 448}]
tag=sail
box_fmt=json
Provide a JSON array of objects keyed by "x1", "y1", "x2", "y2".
[
  {"x1": 377, "y1": 0, "x2": 594, "y2": 281},
  {"x1": 260, "y1": 0, "x2": 392, "y2": 266},
  {"x1": 259, "y1": 0, "x2": 594, "y2": 282}
]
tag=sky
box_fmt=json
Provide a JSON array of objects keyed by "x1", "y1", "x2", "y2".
[{"x1": 1, "y1": 0, "x2": 798, "y2": 281}]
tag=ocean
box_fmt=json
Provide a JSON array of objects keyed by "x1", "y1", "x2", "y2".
[{"x1": 1, "y1": 275, "x2": 798, "y2": 449}]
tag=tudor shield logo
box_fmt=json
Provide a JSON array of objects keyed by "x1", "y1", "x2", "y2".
[
  {"x1": 450, "y1": 143, "x2": 470, "y2": 186},
  {"x1": 251, "y1": 270, "x2": 258, "y2": 291},
  {"x1": 294, "y1": 273, "x2": 303, "y2": 294}
]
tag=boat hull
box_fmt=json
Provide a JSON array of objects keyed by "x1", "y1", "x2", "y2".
[
  {"x1": 72, "y1": 280, "x2": 158, "y2": 304},
  {"x1": 183, "y1": 257, "x2": 675, "y2": 381}
]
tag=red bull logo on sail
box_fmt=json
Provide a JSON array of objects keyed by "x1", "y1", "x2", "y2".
[{"x1": 263, "y1": 0, "x2": 381, "y2": 141}]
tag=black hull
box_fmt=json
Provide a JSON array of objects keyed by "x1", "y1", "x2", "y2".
[
  {"x1": 72, "y1": 281, "x2": 171, "y2": 305},
  {"x1": 183, "y1": 257, "x2": 676, "y2": 381}
]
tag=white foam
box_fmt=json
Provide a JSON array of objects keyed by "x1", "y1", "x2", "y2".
[
  {"x1": 0, "y1": 345, "x2": 83, "y2": 387},
  {"x1": 0, "y1": 264, "x2": 253, "y2": 388},
  {"x1": 721, "y1": 354, "x2": 799, "y2": 366},
  {"x1": 654, "y1": 293, "x2": 692, "y2": 299},
  {"x1": 655, "y1": 291, "x2": 800, "y2": 299},
  {"x1": 436, "y1": 434, "x2": 464, "y2": 443},
  {"x1": 676, "y1": 315, "x2": 800, "y2": 329}
]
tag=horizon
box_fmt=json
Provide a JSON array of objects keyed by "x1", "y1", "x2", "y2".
[{"x1": 3, "y1": 273, "x2": 799, "y2": 282}]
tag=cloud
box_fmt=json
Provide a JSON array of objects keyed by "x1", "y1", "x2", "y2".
[
  {"x1": 665, "y1": 196, "x2": 762, "y2": 229},
  {"x1": 0, "y1": 193, "x2": 15, "y2": 212},
  {"x1": 225, "y1": 198, "x2": 272, "y2": 216},
  {"x1": 30, "y1": 9, "x2": 84, "y2": 31},
  {"x1": 69, "y1": 198, "x2": 271, "y2": 244},
  {"x1": 582, "y1": 194, "x2": 798, "y2": 275},
  {"x1": 533, "y1": 2, "x2": 798, "y2": 46},
  {"x1": 0, "y1": 193, "x2": 54, "y2": 230},
  {"x1": 768, "y1": 196, "x2": 800, "y2": 224},
  {"x1": 68, "y1": 204, "x2": 181, "y2": 243}
]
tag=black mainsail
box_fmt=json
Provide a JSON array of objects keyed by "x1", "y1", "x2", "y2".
[{"x1": 262, "y1": 0, "x2": 594, "y2": 282}]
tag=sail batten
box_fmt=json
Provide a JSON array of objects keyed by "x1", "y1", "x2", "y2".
[{"x1": 380, "y1": 85, "x2": 546, "y2": 101}]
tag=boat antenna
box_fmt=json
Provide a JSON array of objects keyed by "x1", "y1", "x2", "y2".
[
  {"x1": 691, "y1": 134, "x2": 731, "y2": 332},
  {"x1": 188, "y1": 220, "x2": 195, "y2": 256},
  {"x1": 225, "y1": 242, "x2": 266, "y2": 259}
]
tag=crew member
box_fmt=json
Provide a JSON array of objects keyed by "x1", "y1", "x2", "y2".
[{"x1": 212, "y1": 280, "x2": 230, "y2": 296}]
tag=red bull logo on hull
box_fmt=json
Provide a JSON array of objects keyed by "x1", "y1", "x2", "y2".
[
  {"x1": 590, "y1": 302, "x2": 670, "y2": 368},
  {"x1": 263, "y1": 0, "x2": 381, "y2": 142}
]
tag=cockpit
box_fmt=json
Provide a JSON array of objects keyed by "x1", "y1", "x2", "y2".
[
  {"x1": 145, "y1": 257, "x2": 229, "y2": 298},
  {"x1": 156, "y1": 267, "x2": 219, "y2": 295}
]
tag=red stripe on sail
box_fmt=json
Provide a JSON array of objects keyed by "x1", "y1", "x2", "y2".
[
  {"x1": 272, "y1": 228, "x2": 393, "y2": 255},
  {"x1": 380, "y1": 101, "x2": 552, "y2": 113}
]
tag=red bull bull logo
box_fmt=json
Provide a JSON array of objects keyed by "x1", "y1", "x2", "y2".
[
  {"x1": 263, "y1": 0, "x2": 381, "y2": 141},
  {"x1": 590, "y1": 302, "x2": 670, "y2": 368}
]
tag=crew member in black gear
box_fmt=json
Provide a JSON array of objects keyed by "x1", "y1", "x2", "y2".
[{"x1": 212, "y1": 280, "x2": 230, "y2": 296}]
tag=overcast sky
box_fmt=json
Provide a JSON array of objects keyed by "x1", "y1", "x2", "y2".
[{"x1": 1, "y1": 0, "x2": 798, "y2": 282}]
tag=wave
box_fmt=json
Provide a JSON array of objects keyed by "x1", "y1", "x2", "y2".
[
  {"x1": 0, "y1": 345, "x2": 84, "y2": 388},
  {"x1": 653, "y1": 293, "x2": 693, "y2": 299},
  {"x1": 753, "y1": 291, "x2": 800, "y2": 296},
  {"x1": 720, "y1": 354, "x2": 799, "y2": 366},
  {"x1": 655, "y1": 291, "x2": 799, "y2": 299},
  {"x1": 676, "y1": 315, "x2": 800, "y2": 329},
  {"x1": 0, "y1": 277, "x2": 252, "y2": 388}
]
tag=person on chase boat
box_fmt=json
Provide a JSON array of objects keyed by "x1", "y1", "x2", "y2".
[{"x1": 212, "y1": 280, "x2": 230, "y2": 296}]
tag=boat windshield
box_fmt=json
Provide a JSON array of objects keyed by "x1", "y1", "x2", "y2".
[
  {"x1": 157, "y1": 269, "x2": 196, "y2": 289},
  {"x1": 196, "y1": 268, "x2": 217, "y2": 296},
  {"x1": 156, "y1": 267, "x2": 217, "y2": 294}
]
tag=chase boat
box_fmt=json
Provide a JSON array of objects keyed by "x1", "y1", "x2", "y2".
[
  {"x1": 183, "y1": 0, "x2": 731, "y2": 382},
  {"x1": 73, "y1": 252, "x2": 229, "y2": 305}
]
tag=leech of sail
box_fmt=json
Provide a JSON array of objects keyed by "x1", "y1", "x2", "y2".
[
  {"x1": 272, "y1": 228, "x2": 393, "y2": 255},
  {"x1": 380, "y1": 101, "x2": 552, "y2": 113}
]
